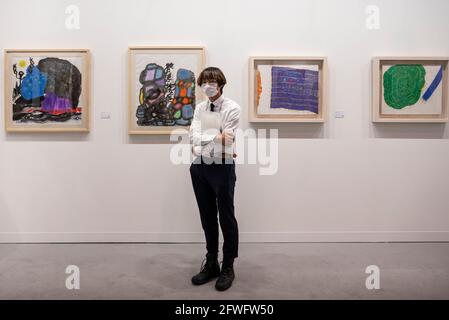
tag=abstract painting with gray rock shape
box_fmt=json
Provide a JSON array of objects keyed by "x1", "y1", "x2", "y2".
[
  {"x1": 136, "y1": 62, "x2": 195, "y2": 126},
  {"x1": 11, "y1": 57, "x2": 83, "y2": 123}
]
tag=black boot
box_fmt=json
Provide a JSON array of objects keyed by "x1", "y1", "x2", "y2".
[
  {"x1": 191, "y1": 253, "x2": 220, "y2": 286},
  {"x1": 215, "y1": 264, "x2": 235, "y2": 291}
]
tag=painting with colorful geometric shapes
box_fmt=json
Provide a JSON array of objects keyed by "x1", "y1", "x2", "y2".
[
  {"x1": 5, "y1": 50, "x2": 90, "y2": 132},
  {"x1": 128, "y1": 47, "x2": 205, "y2": 134},
  {"x1": 136, "y1": 63, "x2": 195, "y2": 126}
]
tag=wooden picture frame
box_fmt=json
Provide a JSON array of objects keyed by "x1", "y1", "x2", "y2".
[
  {"x1": 4, "y1": 49, "x2": 91, "y2": 132},
  {"x1": 372, "y1": 57, "x2": 449, "y2": 123},
  {"x1": 128, "y1": 46, "x2": 205, "y2": 135},
  {"x1": 249, "y1": 56, "x2": 327, "y2": 123}
]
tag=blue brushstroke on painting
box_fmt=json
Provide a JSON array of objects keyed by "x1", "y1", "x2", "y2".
[{"x1": 422, "y1": 66, "x2": 443, "y2": 101}]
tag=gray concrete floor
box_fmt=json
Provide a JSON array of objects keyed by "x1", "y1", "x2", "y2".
[{"x1": 0, "y1": 243, "x2": 448, "y2": 299}]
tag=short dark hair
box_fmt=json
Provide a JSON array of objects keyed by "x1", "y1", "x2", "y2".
[{"x1": 197, "y1": 67, "x2": 227, "y2": 93}]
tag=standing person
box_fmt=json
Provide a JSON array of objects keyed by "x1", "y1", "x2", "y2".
[{"x1": 189, "y1": 67, "x2": 241, "y2": 291}]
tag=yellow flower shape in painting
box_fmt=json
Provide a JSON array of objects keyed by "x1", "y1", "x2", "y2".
[{"x1": 18, "y1": 59, "x2": 27, "y2": 68}]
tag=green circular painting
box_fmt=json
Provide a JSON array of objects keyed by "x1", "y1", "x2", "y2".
[{"x1": 383, "y1": 64, "x2": 426, "y2": 109}]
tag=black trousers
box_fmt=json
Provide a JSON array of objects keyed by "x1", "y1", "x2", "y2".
[{"x1": 190, "y1": 156, "x2": 239, "y2": 263}]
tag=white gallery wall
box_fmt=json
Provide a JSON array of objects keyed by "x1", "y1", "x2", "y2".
[{"x1": 1, "y1": 0, "x2": 449, "y2": 243}]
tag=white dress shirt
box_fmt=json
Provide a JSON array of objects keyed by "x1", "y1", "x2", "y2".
[{"x1": 189, "y1": 94, "x2": 241, "y2": 159}]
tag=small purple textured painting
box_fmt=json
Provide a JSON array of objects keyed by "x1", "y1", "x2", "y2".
[{"x1": 270, "y1": 66, "x2": 319, "y2": 114}]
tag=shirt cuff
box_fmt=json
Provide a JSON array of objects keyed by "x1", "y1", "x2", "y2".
[
  {"x1": 213, "y1": 133, "x2": 222, "y2": 145},
  {"x1": 198, "y1": 132, "x2": 216, "y2": 145},
  {"x1": 192, "y1": 146, "x2": 202, "y2": 156}
]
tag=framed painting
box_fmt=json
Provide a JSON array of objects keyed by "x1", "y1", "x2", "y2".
[
  {"x1": 4, "y1": 49, "x2": 91, "y2": 132},
  {"x1": 372, "y1": 57, "x2": 449, "y2": 122},
  {"x1": 249, "y1": 56, "x2": 327, "y2": 122},
  {"x1": 128, "y1": 46, "x2": 205, "y2": 134}
]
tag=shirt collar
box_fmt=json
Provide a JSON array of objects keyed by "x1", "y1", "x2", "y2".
[{"x1": 208, "y1": 94, "x2": 225, "y2": 111}]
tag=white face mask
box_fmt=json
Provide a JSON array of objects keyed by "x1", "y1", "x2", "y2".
[{"x1": 201, "y1": 83, "x2": 219, "y2": 98}]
